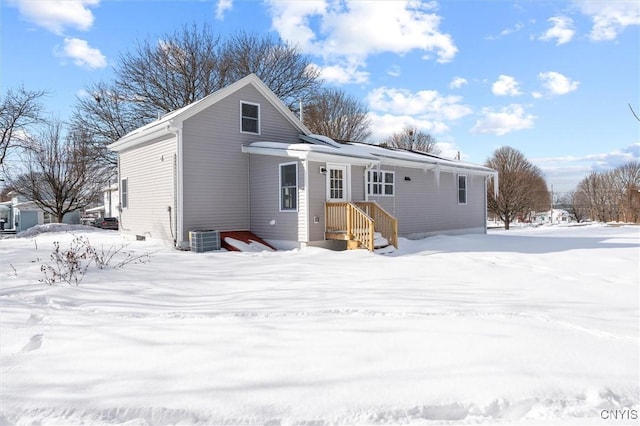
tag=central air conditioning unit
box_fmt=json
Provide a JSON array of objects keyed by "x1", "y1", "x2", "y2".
[{"x1": 189, "y1": 230, "x2": 221, "y2": 252}]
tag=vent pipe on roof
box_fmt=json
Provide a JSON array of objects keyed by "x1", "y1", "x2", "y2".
[{"x1": 299, "y1": 99, "x2": 304, "y2": 124}]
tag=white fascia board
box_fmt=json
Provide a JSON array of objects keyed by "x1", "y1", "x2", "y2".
[
  {"x1": 306, "y1": 151, "x2": 379, "y2": 167},
  {"x1": 242, "y1": 145, "x2": 380, "y2": 167},
  {"x1": 241, "y1": 145, "x2": 307, "y2": 159},
  {"x1": 376, "y1": 154, "x2": 496, "y2": 176}
]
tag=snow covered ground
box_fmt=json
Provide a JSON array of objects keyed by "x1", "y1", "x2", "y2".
[{"x1": 1, "y1": 224, "x2": 638, "y2": 425}]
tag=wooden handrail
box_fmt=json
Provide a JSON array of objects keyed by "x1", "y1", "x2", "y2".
[
  {"x1": 348, "y1": 203, "x2": 375, "y2": 251},
  {"x1": 325, "y1": 201, "x2": 398, "y2": 250},
  {"x1": 354, "y1": 202, "x2": 398, "y2": 248}
]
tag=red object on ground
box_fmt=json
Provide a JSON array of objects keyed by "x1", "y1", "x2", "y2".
[{"x1": 219, "y1": 231, "x2": 277, "y2": 252}]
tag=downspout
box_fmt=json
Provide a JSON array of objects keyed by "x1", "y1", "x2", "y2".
[
  {"x1": 484, "y1": 176, "x2": 488, "y2": 234},
  {"x1": 167, "y1": 123, "x2": 184, "y2": 248},
  {"x1": 247, "y1": 154, "x2": 251, "y2": 232},
  {"x1": 303, "y1": 158, "x2": 310, "y2": 246}
]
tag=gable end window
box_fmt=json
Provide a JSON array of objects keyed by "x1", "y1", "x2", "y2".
[
  {"x1": 458, "y1": 174, "x2": 467, "y2": 205},
  {"x1": 280, "y1": 162, "x2": 298, "y2": 211},
  {"x1": 241, "y1": 102, "x2": 260, "y2": 134},
  {"x1": 367, "y1": 170, "x2": 394, "y2": 196},
  {"x1": 121, "y1": 178, "x2": 128, "y2": 209}
]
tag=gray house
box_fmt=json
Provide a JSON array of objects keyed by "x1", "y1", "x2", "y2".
[{"x1": 109, "y1": 74, "x2": 498, "y2": 251}]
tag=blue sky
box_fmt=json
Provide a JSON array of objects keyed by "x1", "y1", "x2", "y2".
[{"x1": 2, "y1": 0, "x2": 639, "y2": 194}]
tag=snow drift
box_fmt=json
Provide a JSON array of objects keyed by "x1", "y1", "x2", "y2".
[{"x1": 1, "y1": 224, "x2": 638, "y2": 425}]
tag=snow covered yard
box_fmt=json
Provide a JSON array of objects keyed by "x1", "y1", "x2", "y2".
[{"x1": 1, "y1": 224, "x2": 638, "y2": 425}]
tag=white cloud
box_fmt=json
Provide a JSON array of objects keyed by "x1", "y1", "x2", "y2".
[
  {"x1": 491, "y1": 75, "x2": 522, "y2": 96},
  {"x1": 215, "y1": 0, "x2": 233, "y2": 20},
  {"x1": 532, "y1": 91, "x2": 543, "y2": 99},
  {"x1": 57, "y1": 37, "x2": 107, "y2": 69},
  {"x1": 486, "y1": 22, "x2": 524, "y2": 40},
  {"x1": 364, "y1": 86, "x2": 472, "y2": 142},
  {"x1": 471, "y1": 104, "x2": 536, "y2": 136},
  {"x1": 367, "y1": 112, "x2": 451, "y2": 143},
  {"x1": 538, "y1": 71, "x2": 579, "y2": 96},
  {"x1": 314, "y1": 63, "x2": 369, "y2": 85},
  {"x1": 576, "y1": 0, "x2": 640, "y2": 41},
  {"x1": 449, "y1": 77, "x2": 468, "y2": 89},
  {"x1": 387, "y1": 65, "x2": 401, "y2": 78},
  {"x1": 539, "y1": 16, "x2": 575, "y2": 45},
  {"x1": 266, "y1": 0, "x2": 457, "y2": 81},
  {"x1": 367, "y1": 87, "x2": 472, "y2": 121},
  {"x1": 11, "y1": 0, "x2": 99, "y2": 34},
  {"x1": 533, "y1": 143, "x2": 640, "y2": 192}
]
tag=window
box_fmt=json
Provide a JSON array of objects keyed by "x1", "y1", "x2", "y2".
[
  {"x1": 367, "y1": 170, "x2": 394, "y2": 196},
  {"x1": 241, "y1": 102, "x2": 260, "y2": 134},
  {"x1": 43, "y1": 212, "x2": 54, "y2": 224},
  {"x1": 280, "y1": 163, "x2": 297, "y2": 211},
  {"x1": 121, "y1": 178, "x2": 128, "y2": 209},
  {"x1": 329, "y1": 168, "x2": 344, "y2": 200},
  {"x1": 458, "y1": 174, "x2": 467, "y2": 204}
]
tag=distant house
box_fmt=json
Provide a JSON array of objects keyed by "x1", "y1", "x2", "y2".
[
  {"x1": 108, "y1": 74, "x2": 498, "y2": 251},
  {"x1": 0, "y1": 192, "x2": 80, "y2": 232},
  {"x1": 84, "y1": 183, "x2": 120, "y2": 223},
  {"x1": 533, "y1": 209, "x2": 573, "y2": 224}
]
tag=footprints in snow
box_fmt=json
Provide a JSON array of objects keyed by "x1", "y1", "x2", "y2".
[
  {"x1": 18, "y1": 314, "x2": 44, "y2": 353},
  {"x1": 20, "y1": 334, "x2": 43, "y2": 352}
]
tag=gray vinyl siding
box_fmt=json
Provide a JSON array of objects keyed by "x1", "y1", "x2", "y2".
[
  {"x1": 366, "y1": 166, "x2": 487, "y2": 236},
  {"x1": 307, "y1": 161, "x2": 327, "y2": 242},
  {"x1": 118, "y1": 137, "x2": 176, "y2": 243},
  {"x1": 248, "y1": 155, "x2": 301, "y2": 241},
  {"x1": 350, "y1": 165, "x2": 365, "y2": 201},
  {"x1": 181, "y1": 85, "x2": 301, "y2": 237}
]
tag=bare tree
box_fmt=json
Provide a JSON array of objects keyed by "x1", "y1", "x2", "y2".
[
  {"x1": 71, "y1": 82, "x2": 146, "y2": 168},
  {"x1": 558, "y1": 191, "x2": 588, "y2": 223},
  {"x1": 485, "y1": 146, "x2": 549, "y2": 230},
  {"x1": 1, "y1": 85, "x2": 47, "y2": 165},
  {"x1": 575, "y1": 172, "x2": 610, "y2": 222},
  {"x1": 73, "y1": 25, "x2": 322, "y2": 167},
  {"x1": 630, "y1": 103, "x2": 640, "y2": 122},
  {"x1": 304, "y1": 87, "x2": 372, "y2": 141},
  {"x1": 575, "y1": 161, "x2": 640, "y2": 223},
  {"x1": 382, "y1": 126, "x2": 442, "y2": 154},
  {"x1": 613, "y1": 160, "x2": 640, "y2": 222},
  {"x1": 8, "y1": 120, "x2": 103, "y2": 223},
  {"x1": 221, "y1": 32, "x2": 321, "y2": 110},
  {"x1": 116, "y1": 23, "x2": 227, "y2": 121}
]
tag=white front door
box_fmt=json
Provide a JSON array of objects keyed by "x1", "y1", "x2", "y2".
[{"x1": 327, "y1": 164, "x2": 349, "y2": 202}]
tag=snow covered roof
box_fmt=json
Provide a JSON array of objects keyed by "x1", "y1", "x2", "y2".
[{"x1": 243, "y1": 135, "x2": 498, "y2": 177}]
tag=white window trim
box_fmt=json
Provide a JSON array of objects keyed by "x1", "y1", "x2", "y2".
[
  {"x1": 458, "y1": 174, "x2": 467, "y2": 205},
  {"x1": 279, "y1": 162, "x2": 298, "y2": 212},
  {"x1": 121, "y1": 177, "x2": 129, "y2": 209},
  {"x1": 240, "y1": 101, "x2": 261, "y2": 135},
  {"x1": 366, "y1": 170, "x2": 395, "y2": 197}
]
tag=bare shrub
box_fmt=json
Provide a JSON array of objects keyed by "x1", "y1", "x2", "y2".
[{"x1": 40, "y1": 234, "x2": 151, "y2": 286}]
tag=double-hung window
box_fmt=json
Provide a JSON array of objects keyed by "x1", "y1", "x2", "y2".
[
  {"x1": 457, "y1": 174, "x2": 467, "y2": 204},
  {"x1": 367, "y1": 170, "x2": 394, "y2": 196},
  {"x1": 121, "y1": 178, "x2": 128, "y2": 209},
  {"x1": 280, "y1": 163, "x2": 297, "y2": 211},
  {"x1": 241, "y1": 102, "x2": 260, "y2": 134}
]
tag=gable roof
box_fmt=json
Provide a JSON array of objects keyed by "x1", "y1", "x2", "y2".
[{"x1": 109, "y1": 74, "x2": 311, "y2": 152}]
